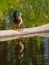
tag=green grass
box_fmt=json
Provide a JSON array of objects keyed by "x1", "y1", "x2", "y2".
[{"x1": 0, "y1": 0, "x2": 49, "y2": 28}]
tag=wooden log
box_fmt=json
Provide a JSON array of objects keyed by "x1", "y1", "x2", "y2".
[{"x1": 0, "y1": 23, "x2": 49, "y2": 41}]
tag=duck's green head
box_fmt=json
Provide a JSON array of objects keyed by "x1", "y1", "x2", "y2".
[{"x1": 13, "y1": 10, "x2": 19, "y2": 17}]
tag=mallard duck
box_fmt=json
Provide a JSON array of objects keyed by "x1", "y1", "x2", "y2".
[{"x1": 13, "y1": 10, "x2": 23, "y2": 30}]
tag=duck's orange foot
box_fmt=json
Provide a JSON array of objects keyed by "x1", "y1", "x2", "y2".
[
  {"x1": 14, "y1": 28, "x2": 21, "y2": 31},
  {"x1": 17, "y1": 29, "x2": 21, "y2": 31}
]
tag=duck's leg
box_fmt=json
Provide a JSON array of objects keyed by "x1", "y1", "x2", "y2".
[{"x1": 17, "y1": 25, "x2": 21, "y2": 31}]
